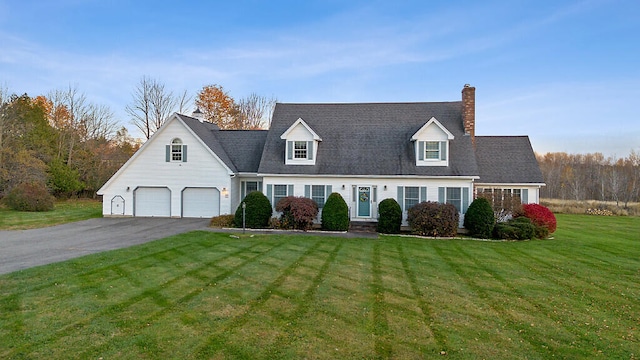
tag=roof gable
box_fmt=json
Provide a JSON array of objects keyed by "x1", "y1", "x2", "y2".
[
  {"x1": 280, "y1": 118, "x2": 322, "y2": 141},
  {"x1": 411, "y1": 117, "x2": 454, "y2": 141}
]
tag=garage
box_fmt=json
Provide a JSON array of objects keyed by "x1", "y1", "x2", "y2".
[
  {"x1": 134, "y1": 187, "x2": 171, "y2": 217},
  {"x1": 182, "y1": 187, "x2": 220, "y2": 218}
]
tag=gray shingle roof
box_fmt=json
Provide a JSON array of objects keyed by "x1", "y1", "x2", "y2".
[
  {"x1": 258, "y1": 102, "x2": 479, "y2": 176},
  {"x1": 177, "y1": 114, "x2": 267, "y2": 173},
  {"x1": 217, "y1": 131, "x2": 268, "y2": 172},
  {"x1": 475, "y1": 136, "x2": 544, "y2": 184}
]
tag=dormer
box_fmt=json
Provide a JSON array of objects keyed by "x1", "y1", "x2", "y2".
[
  {"x1": 411, "y1": 117, "x2": 454, "y2": 167},
  {"x1": 280, "y1": 118, "x2": 322, "y2": 165}
]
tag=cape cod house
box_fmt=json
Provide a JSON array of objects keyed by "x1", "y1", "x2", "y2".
[{"x1": 97, "y1": 85, "x2": 545, "y2": 226}]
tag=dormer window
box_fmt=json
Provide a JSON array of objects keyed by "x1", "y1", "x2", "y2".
[
  {"x1": 411, "y1": 117, "x2": 453, "y2": 167},
  {"x1": 419, "y1": 141, "x2": 447, "y2": 161},
  {"x1": 166, "y1": 138, "x2": 187, "y2": 163},
  {"x1": 281, "y1": 118, "x2": 321, "y2": 165},
  {"x1": 294, "y1": 141, "x2": 308, "y2": 159}
]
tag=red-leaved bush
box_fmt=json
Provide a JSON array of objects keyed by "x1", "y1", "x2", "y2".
[
  {"x1": 522, "y1": 203, "x2": 557, "y2": 234},
  {"x1": 275, "y1": 196, "x2": 319, "y2": 230}
]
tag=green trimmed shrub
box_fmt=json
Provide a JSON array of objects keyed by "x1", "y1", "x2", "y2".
[
  {"x1": 407, "y1": 201, "x2": 459, "y2": 237},
  {"x1": 3, "y1": 182, "x2": 55, "y2": 212},
  {"x1": 275, "y1": 196, "x2": 318, "y2": 230},
  {"x1": 321, "y1": 192, "x2": 349, "y2": 231},
  {"x1": 234, "y1": 191, "x2": 272, "y2": 228},
  {"x1": 464, "y1": 197, "x2": 495, "y2": 238},
  {"x1": 493, "y1": 217, "x2": 535, "y2": 240},
  {"x1": 377, "y1": 198, "x2": 402, "y2": 234}
]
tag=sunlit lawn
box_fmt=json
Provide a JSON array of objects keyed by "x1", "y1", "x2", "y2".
[
  {"x1": 0, "y1": 199, "x2": 102, "y2": 230},
  {"x1": 0, "y1": 214, "x2": 638, "y2": 359}
]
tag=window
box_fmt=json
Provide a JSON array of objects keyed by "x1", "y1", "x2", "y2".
[
  {"x1": 425, "y1": 141, "x2": 440, "y2": 159},
  {"x1": 294, "y1": 141, "x2": 307, "y2": 159},
  {"x1": 417, "y1": 140, "x2": 447, "y2": 165},
  {"x1": 286, "y1": 140, "x2": 315, "y2": 164},
  {"x1": 446, "y1": 187, "x2": 462, "y2": 212},
  {"x1": 166, "y1": 138, "x2": 187, "y2": 163},
  {"x1": 171, "y1": 138, "x2": 183, "y2": 161},
  {"x1": 240, "y1": 181, "x2": 262, "y2": 201},
  {"x1": 404, "y1": 186, "x2": 420, "y2": 211},
  {"x1": 312, "y1": 185, "x2": 327, "y2": 208},
  {"x1": 273, "y1": 185, "x2": 288, "y2": 206}
]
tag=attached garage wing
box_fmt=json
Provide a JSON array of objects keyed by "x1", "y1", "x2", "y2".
[
  {"x1": 182, "y1": 187, "x2": 220, "y2": 218},
  {"x1": 134, "y1": 187, "x2": 171, "y2": 217}
]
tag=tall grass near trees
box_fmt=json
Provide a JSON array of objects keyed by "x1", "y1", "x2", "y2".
[
  {"x1": 542, "y1": 198, "x2": 640, "y2": 216},
  {"x1": 0, "y1": 214, "x2": 638, "y2": 359}
]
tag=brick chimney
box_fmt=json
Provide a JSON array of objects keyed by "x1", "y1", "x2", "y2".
[{"x1": 462, "y1": 84, "x2": 476, "y2": 145}]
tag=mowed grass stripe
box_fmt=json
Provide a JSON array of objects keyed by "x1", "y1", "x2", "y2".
[
  {"x1": 451, "y1": 242, "x2": 600, "y2": 357},
  {"x1": 1, "y1": 214, "x2": 639, "y2": 359}
]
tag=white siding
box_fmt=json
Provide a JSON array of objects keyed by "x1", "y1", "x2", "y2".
[
  {"x1": 99, "y1": 117, "x2": 232, "y2": 217},
  {"x1": 261, "y1": 176, "x2": 474, "y2": 225}
]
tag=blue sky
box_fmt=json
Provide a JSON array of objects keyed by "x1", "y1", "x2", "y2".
[{"x1": 1, "y1": 0, "x2": 638, "y2": 156}]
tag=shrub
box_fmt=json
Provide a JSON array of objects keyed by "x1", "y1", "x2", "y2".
[
  {"x1": 521, "y1": 203, "x2": 557, "y2": 234},
  {"x1": 234, "y1": 191, "x2": 272, "y2": 228},
  {"x1": 47, "y1": 159, "x2": 85, "y2": 197},
  {"x1": 493, "y1": 217, "x2": 535, "y2": 240},
  {"x1": 209, "y1": 214, "x2": 235, "y2": 228},
  {"x1": 3, "y1": 182, "x2": 55, "y2": 212},
  {"x1": 275, "y1": 196, "x2": 318, "y2": 230},
  {"x1": 407, "y1": 201, "x2": 459, "y2": 237},
  {"x1": 322, "y1": 192, "x2": 350, "y2": 231},
  {"x1": 464, "y1": 197, "x2": 495, "y2": 238},
  {"x1": 377, "y1": 198, "x2": 402, "y2": 234}
]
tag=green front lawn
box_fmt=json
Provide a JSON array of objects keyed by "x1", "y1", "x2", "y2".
[
  {"x1": 1, "y1": 214, "x2": 638, "y2": 359},
  {"x1": 0, "y1": 199, "x2": 102, "y2": 230}
]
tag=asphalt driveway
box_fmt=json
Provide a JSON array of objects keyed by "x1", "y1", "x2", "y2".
[{"x1": 0, "y1": 217, "x2": 210, "y2": 275}]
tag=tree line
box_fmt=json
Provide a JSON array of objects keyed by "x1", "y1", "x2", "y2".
[
  {"x1": 537, "y1": 151, "x2": 640, "y2": 206},
  {"x1": 0, "y1": 78, "x2": 276, "y2": 200}
]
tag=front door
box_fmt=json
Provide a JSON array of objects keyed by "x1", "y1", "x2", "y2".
[{"x1": 357, "y1": 186, "x2": 371, "y2": 217}]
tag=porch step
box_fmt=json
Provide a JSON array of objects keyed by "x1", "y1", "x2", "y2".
[{"x1": 349, "y1": 221, "x2": 378, "y2": 233}]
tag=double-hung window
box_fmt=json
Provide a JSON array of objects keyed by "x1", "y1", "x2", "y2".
[
  {"x1": 294, "y1": 141, "x2": 308, "y2": 159},
  {"x1": 439, "y1": 187, "x2": 469, "y2": 214},
  {"x1": 397, "y1": 186, "x2": 427, "y2": 212},
  {"x1": 312, "y1": 185, "x2": 327, "y2": 208},
  {"x1": 404, "y1": 186, "x2": 420, "y2": 211},
  {"x1": 166, "y1": 138, "x2": 187, "y2": 162},
  {"x1": 273, "y1": 185, "x2": 288, "y2": 206},
  {"x1": 446, "y1": 187, "x2": 462, "y2": 212},
  {"x1": 424, "y1": 141, "x2": 440, "y2": 159}
]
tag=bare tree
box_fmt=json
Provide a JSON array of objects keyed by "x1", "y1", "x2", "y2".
[
  {"x1": 83, "y1": 103, "x2": 118, "y2": 141},
  {"x1": 176, "y1": 89, "x2": 192, "y2": 114},
  {"x1": 237, "y1": 93, "x2": 277, "y2": 129},
  {"x1": 0, "y1": 83, "x2": 9, "y2": 166},
  {"x1": 126, "y1": 76, "x2": 186, "y2": 139}
]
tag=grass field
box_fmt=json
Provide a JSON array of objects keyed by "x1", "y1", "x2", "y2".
[
  {"x1": 0, "y1": 199, "x2": 102, "y2": 230},
  {"x1": 1, "y1": 214, "x2": 638, "y2": 359}
]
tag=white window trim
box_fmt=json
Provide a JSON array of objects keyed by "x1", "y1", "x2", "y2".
[
  {"x1": 285, "y1": 140, "x2": 317, "y2": 165},
  {"x1": 416, "y1": 140, "x2": 449, "y2": 167}
]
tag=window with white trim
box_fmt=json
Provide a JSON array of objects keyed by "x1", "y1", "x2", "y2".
[
  {"x1": 416, "y1": 140, "x2": 448, "y2": 166},
  {"x1": 171, "y1": 138, "x2": 183, "y2": 161},
  {"x1": 312, "y1": 185, "x2": 327, "y2": 208},
  {"x1": 425, "y1": 141, "x2": 440, "y2": 159},
  {"x1": 294, "y1": 141, "x2": 307, "y2": 159},
  {"x1": 446, "y1": 187, "x2": 462, "y2": 213},
  {"x1": 273, "y1": 184, "x2": 289, "y2": 207},
  {"x1": 404, "y1": 186, "x2": 420, "y2": 211}
]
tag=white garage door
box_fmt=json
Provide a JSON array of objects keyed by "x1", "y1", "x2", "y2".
[
  {"x1": 134, "y1": 187, "x2": 171, "y2": 217},
  {"x1": 182, "y1": 187, "x2": 220, "y2": 218}
]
